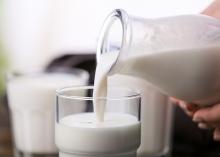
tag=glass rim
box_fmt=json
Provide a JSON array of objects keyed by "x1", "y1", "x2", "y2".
[
  {"x1": 6, "y1": 67, "x2": 89, "y2": 82},
  {"x1": 56, "y1": 85, "x2": 141, "y2": 101}
]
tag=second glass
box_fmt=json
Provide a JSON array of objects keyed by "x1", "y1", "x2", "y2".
[
  {"x1": 55, "y1": 86, "x2": 141, "y2": 157},
  {"x1": 7, "y1": 70, "x2": 89, "y2": 157}
]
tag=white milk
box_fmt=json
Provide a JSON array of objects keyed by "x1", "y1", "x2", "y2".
[
  {"x1": 108, "y1": 75, "x2": 173, "y2": 156},
  {"x1": 93, "y1": 53, "x2": 118, "y2": 122},
  {"x1": 55, "y1": 113, "x2": 140, "y2": 157},
  {"x1": 55, "y1": 52, "x2": 140, "y2": 157},
  {"x1": 95, "y1": 46, "x2": 220, "y2": 155},
  {"x1": 115, "y1": 46, "x2": 220, "y2": 106},
  {"x1": 7, "y1": 73, "x2": 88, "y2": 153},
  {"x1": 93, "y1": 49, "x2": 173, "y2": 156}
]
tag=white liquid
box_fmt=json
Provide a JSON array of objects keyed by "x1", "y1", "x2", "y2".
[
  {"x1": 94, "y1": 14, "x2": 220, "y2": 157},
  {"x1": 56, "y1": 52, "x2": 140, "y2": 157},
  {"x1": 94, "y1": 46, "x2": 220, "y2": 155},
  {"x1": 7, "y1": 73, "x2": 88, "y2": 153},
  {"x1": 93, "y1": 53, "x2": 118, "y2": 122},
  {"x1": 55, "y1": 113, "x2": 140, "y2": 157},
  {"x1": 95, "y1": 46, "x2": 220, "y2": 155},
  {"x1": 93, "y1": 49, "x2": 173, "y2": 156},
  {"x1": 108, "y1": 75, "x2": 173, "y2": 156},
  {"x1": 116, "y1": 46, "x2": 220, "y2": 106}
]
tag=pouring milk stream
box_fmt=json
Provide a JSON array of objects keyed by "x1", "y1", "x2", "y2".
[
  {"x1": 54, "y1": 9, "x2": 220, "y2": 157},
  {"x1": 94, "y1": 9, "x2": 220, "y2": 123},
  {"x1": 55, "y1": 9, "x2": 220, "y2": 157}
]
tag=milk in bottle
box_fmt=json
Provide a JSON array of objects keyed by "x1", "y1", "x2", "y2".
[
  {"x1": 97, "y1": 9, "x2": 220, "y2": 107},
  {"x1": 95, "y1": 9, "x2": 220, "y2": 157}
]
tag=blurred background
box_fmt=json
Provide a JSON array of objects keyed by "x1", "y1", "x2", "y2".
[
  {"x1": 0, "y1": 0, "x2": 218, "y2": 157},
  {"x1": 0, "y1": 0, "x2": 213, "y2": 72}
]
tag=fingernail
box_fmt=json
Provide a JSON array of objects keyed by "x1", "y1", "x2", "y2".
[
  {"x1": 179, "y1": 102, "x2": 186, "y2": 109},
  {"x1": 193, "y1": 117, "x2": 202, "y2": 122},
  {"x1": 198, "y1": 123, "x2": 209, "y2": 129},
  {"x1": 186, "y1": 104, "x2": 199, "y2": 111}
]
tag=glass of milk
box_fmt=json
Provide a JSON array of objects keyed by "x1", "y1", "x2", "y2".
[
  {"x1": 55, "y1": 86, "x2": 141, "y2": 157},
  {"x1": 7, "y1": 69, "x2": 89, "y2": 157}
]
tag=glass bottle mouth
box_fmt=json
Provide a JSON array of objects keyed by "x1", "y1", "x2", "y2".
[{"x1": 96, "y1": 9, "x2": 130, "y2": 74}]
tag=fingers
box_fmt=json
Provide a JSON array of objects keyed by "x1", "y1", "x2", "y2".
[
  {"x1": 185, "y1": 103, "x2": 199, "y2": 112},
  {"x1": 193, "y1": 104, "x2": 220, "y2": 141},
  {"x1": 170, "y1": 97, "x2": 220, "y2": 141},
  {"x1": 179, "y1": 101, "x2": 199, "y2": 117},
  {"x1": 178, "y1": 101, "x2": 193, "y2": 117},
  {"x1": 169, "y1": 97, "x2": 199, "y2": 117},
  {"x1": 169, "y1": 97, "x2": 180, "y2": 105},
  {"x1": 197, "y1": 122, "x2": 213, "y2": 130},
  {"x1": 202, "y1": 0, "x2": 220, "y2": 19},
  {"x1": 193, "y1": 103, "x2": 220, "y2": 125}
]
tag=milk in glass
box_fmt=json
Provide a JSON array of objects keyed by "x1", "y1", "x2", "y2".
[
  {"x1": 56, "y1": 113, "x2": 140, "y2": 157},
  {"x1": 55, "y1": 52, "x2": 141, "y2": 157},
  {"x1": 7, "y1": 72, "x2": 89, "y2": 154}
]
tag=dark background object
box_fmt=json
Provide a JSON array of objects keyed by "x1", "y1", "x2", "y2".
[
  {"x1": 172, "y1": 106, "x2": 220, "y2": 157},
  {"x1": 46, "y1": 54, "x2": 96, "y2": 115},
  {"x1": 46, "y1": 54, "x2": 96, "y2": 84}
]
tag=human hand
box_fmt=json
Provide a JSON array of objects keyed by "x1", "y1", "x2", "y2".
[
  {"x1": 202, "y1": 0, "x2": 220, "y2": 19},
  {"x1": 191, "y1": 0, "x2": 220, "y2": 141},
  {"x1": 192, "y1": 103, "x2": 220, "y2": 141},
  {"x1": 170, "y1": 97, "x2": 220, "y2": 141},
  {"x1": 170, "y1": 97, "x2": 199, "y2": 117},
  {"x1": 170, "y1": 0, "x2": 220, "y2": 141}
]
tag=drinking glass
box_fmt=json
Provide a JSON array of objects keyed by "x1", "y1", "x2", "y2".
[
  {"x1": 7, "y1": 69, "x2": 89, "y2": 157},
  {"x1": 55, "y1": 86, "x2": 141, "y2": 157}
]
